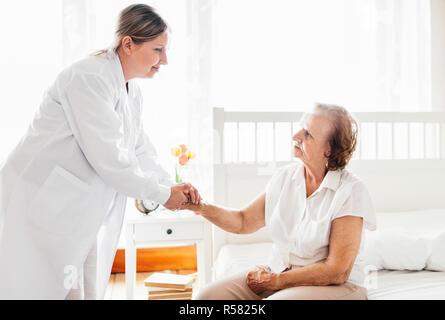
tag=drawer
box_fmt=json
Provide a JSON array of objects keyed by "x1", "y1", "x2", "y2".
[{"x1": 134, "y1": 221, "x2": 204, "y2": 242}]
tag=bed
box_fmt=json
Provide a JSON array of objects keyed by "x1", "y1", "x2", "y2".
[{"x1": 211, "y1": 107, "x2": 445, "y2": 300}]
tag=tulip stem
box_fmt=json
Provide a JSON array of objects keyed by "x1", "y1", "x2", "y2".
[{"x1": 175, "y1": 165, "x2": 182, "y2": 183}]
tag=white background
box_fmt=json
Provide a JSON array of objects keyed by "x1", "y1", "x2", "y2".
[{"x1": 0, "y1": 0, "x2": 444, "y2": 199}]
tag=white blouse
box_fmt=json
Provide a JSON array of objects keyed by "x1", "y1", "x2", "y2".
[{"x1": 265, "y1": 162, "x2": 377, "y2": 286}]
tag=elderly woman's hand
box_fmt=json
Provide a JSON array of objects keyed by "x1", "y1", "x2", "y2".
[
  {"x1": 181, "y1": 201, "x2": 205, "y2": 213},
  {"x1": 246, "y1": 266, "x2": 280, "y2": 295}
]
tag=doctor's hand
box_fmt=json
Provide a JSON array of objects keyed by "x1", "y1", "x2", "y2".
[
  {"x1": 246, "y1": 266, "x2": 280, "y2": 295},
  {"x1": 181, "y1": 182, "x2": 202, "y2": 207},
  {"x1": 163, "y1": 183, "x2": 201, "y2": 211}
]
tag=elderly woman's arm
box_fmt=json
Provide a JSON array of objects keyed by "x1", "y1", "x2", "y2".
[
  {"x1": 247, "y1": 216, "x2": 363, "y2": 293},
  {"x1": 183, "y1": 193, "x2": 266, "y2": 234}
]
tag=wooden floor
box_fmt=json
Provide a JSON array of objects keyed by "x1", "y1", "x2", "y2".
[{"x1": 105, "y1": 269, "x2": 198, "y2": 300}]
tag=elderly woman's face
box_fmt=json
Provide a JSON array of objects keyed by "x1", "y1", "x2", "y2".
[{"x1": 293, "y1": 113, "x2": 333, "y2": 166}]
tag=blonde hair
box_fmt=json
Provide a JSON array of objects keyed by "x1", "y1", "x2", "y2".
[
  {"x1": 93, "y1": 4, "x2": 168, "y2": 55},
  {"x1": 314, "y1": 103, "x2": 358, "y2": 171}
]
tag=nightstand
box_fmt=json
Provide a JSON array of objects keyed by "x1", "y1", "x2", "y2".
[{"x1": 124, "y1": 201, "x2": 212, "y2": 300}]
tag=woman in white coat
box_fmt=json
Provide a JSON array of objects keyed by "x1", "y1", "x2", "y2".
[{"x1": 0, "y1": 4, "x2": 200, "y2": 299}]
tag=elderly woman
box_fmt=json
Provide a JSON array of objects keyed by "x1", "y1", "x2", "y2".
[{"x1": 185, "y1": 103, "x2": 376, "y2": 300}]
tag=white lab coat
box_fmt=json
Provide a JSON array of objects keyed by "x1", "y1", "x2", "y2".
[{"x1": 0, "y1": 49, "x2": 173, "y2": 299}]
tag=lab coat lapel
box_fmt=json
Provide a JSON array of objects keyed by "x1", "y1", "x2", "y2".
[
  {"x1": 109, "y1": 50, "x2": 138, "y2": 152},
  {"x1": 82, "y1": 51, "x2": 135, "y2": 299}
]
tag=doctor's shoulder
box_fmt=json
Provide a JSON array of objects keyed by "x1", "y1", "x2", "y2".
[
  {"x1": 70, "y1": 53, "x2": 114, "y2": 81},
  {"x1": 56, "y1": 52, "x2": 109, "y2": 78},
  {"x1": 54, "y1": 54, "x2": 118, "y2": 97}
]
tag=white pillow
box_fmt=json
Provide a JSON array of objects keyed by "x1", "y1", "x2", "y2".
[
  {"x1": 427, "y1": 231, "x2": 445, "y2": 270},
  {"x1": 363, "y1": 209, "x2": 445, "y2": 271}
]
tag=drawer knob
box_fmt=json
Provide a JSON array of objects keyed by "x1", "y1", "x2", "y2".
[{"x1": 166, "y1": 228, "x2": 173, "y2": 235}]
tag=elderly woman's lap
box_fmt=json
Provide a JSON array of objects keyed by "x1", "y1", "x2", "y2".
[
  {"x1": 195, "y1": 272, "x2": 367, "y2": 300},
  {"x1": 264, "y1": 282, "x2": 367, "y2": 300},
  {"x1": 195, "y1": 272, "x2": 265, "y2": 300}
]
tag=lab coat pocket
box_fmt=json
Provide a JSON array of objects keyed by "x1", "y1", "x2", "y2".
[{"x1": 27, "y1": 166, "x2": 94, "y2": 236}]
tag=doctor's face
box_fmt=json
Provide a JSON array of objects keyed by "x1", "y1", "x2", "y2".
[
  {"x1": 131, "y1": 32, "x2": 168, "y2": 79},
  {"x1": 292, "y1": 113, "x2": 333, "y2": 167}
]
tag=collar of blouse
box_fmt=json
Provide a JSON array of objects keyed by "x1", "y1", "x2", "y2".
[{"x1": 292, "y1": 165, "x2": 342, "y2": 195}]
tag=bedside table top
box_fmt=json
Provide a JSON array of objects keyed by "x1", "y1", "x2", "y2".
[{"x1": 124, "y1": 199, "x2": 205, "y2": 224}]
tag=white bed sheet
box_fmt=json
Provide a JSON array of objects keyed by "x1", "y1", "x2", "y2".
[
  {"x1": 214, "y1": 243, "x2": 445, "y2": 300},
  {"x1": 368, "y1": 270, "x2": 445, "y2": 300}
]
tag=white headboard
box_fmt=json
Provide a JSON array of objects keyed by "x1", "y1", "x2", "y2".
[{"x1": 212, "y1": 107, "x2": 445, "y2": 260}]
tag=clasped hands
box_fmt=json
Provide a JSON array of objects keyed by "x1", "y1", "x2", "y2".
[
  {"x1": 246, "y1": 265, "x2": 281, "y2": 295},
  {"x1": 163, "y1": 182, "x2": 202, "y2": 211}
]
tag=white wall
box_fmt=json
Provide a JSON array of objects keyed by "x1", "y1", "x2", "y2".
[{"x1": 431, "y1": 0, "x2": 445, "y2": 111}]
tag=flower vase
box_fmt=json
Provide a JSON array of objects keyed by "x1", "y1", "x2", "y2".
[{"x1": 176, "y1": 164, "x2": 193, "y2": 184}]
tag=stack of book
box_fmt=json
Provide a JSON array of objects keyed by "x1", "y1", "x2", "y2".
[{"x1": 144, "y1": 272, "x2": 196, "y2": 300}]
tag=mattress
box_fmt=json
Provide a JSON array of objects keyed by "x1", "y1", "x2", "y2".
[
  {"x1": 368, "y1": 270, "x2": 445, "y2": 300},
  {"x1": 214, "y1": 243, "x2": 445, "y2": 300}
]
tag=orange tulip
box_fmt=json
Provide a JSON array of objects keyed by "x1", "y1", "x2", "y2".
[
  {"x1": 172, "y1": 144, "x2": 196, "y2": 167},
  {"x1": 179, "y1": 144, "x2": 187, "y2": 154},
  {"x1": 171, "y1": 147, "x2": 181, "y2": 157},
  {"x1": 178, "y1": 154, "x2": 189, "y2": 166}
]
